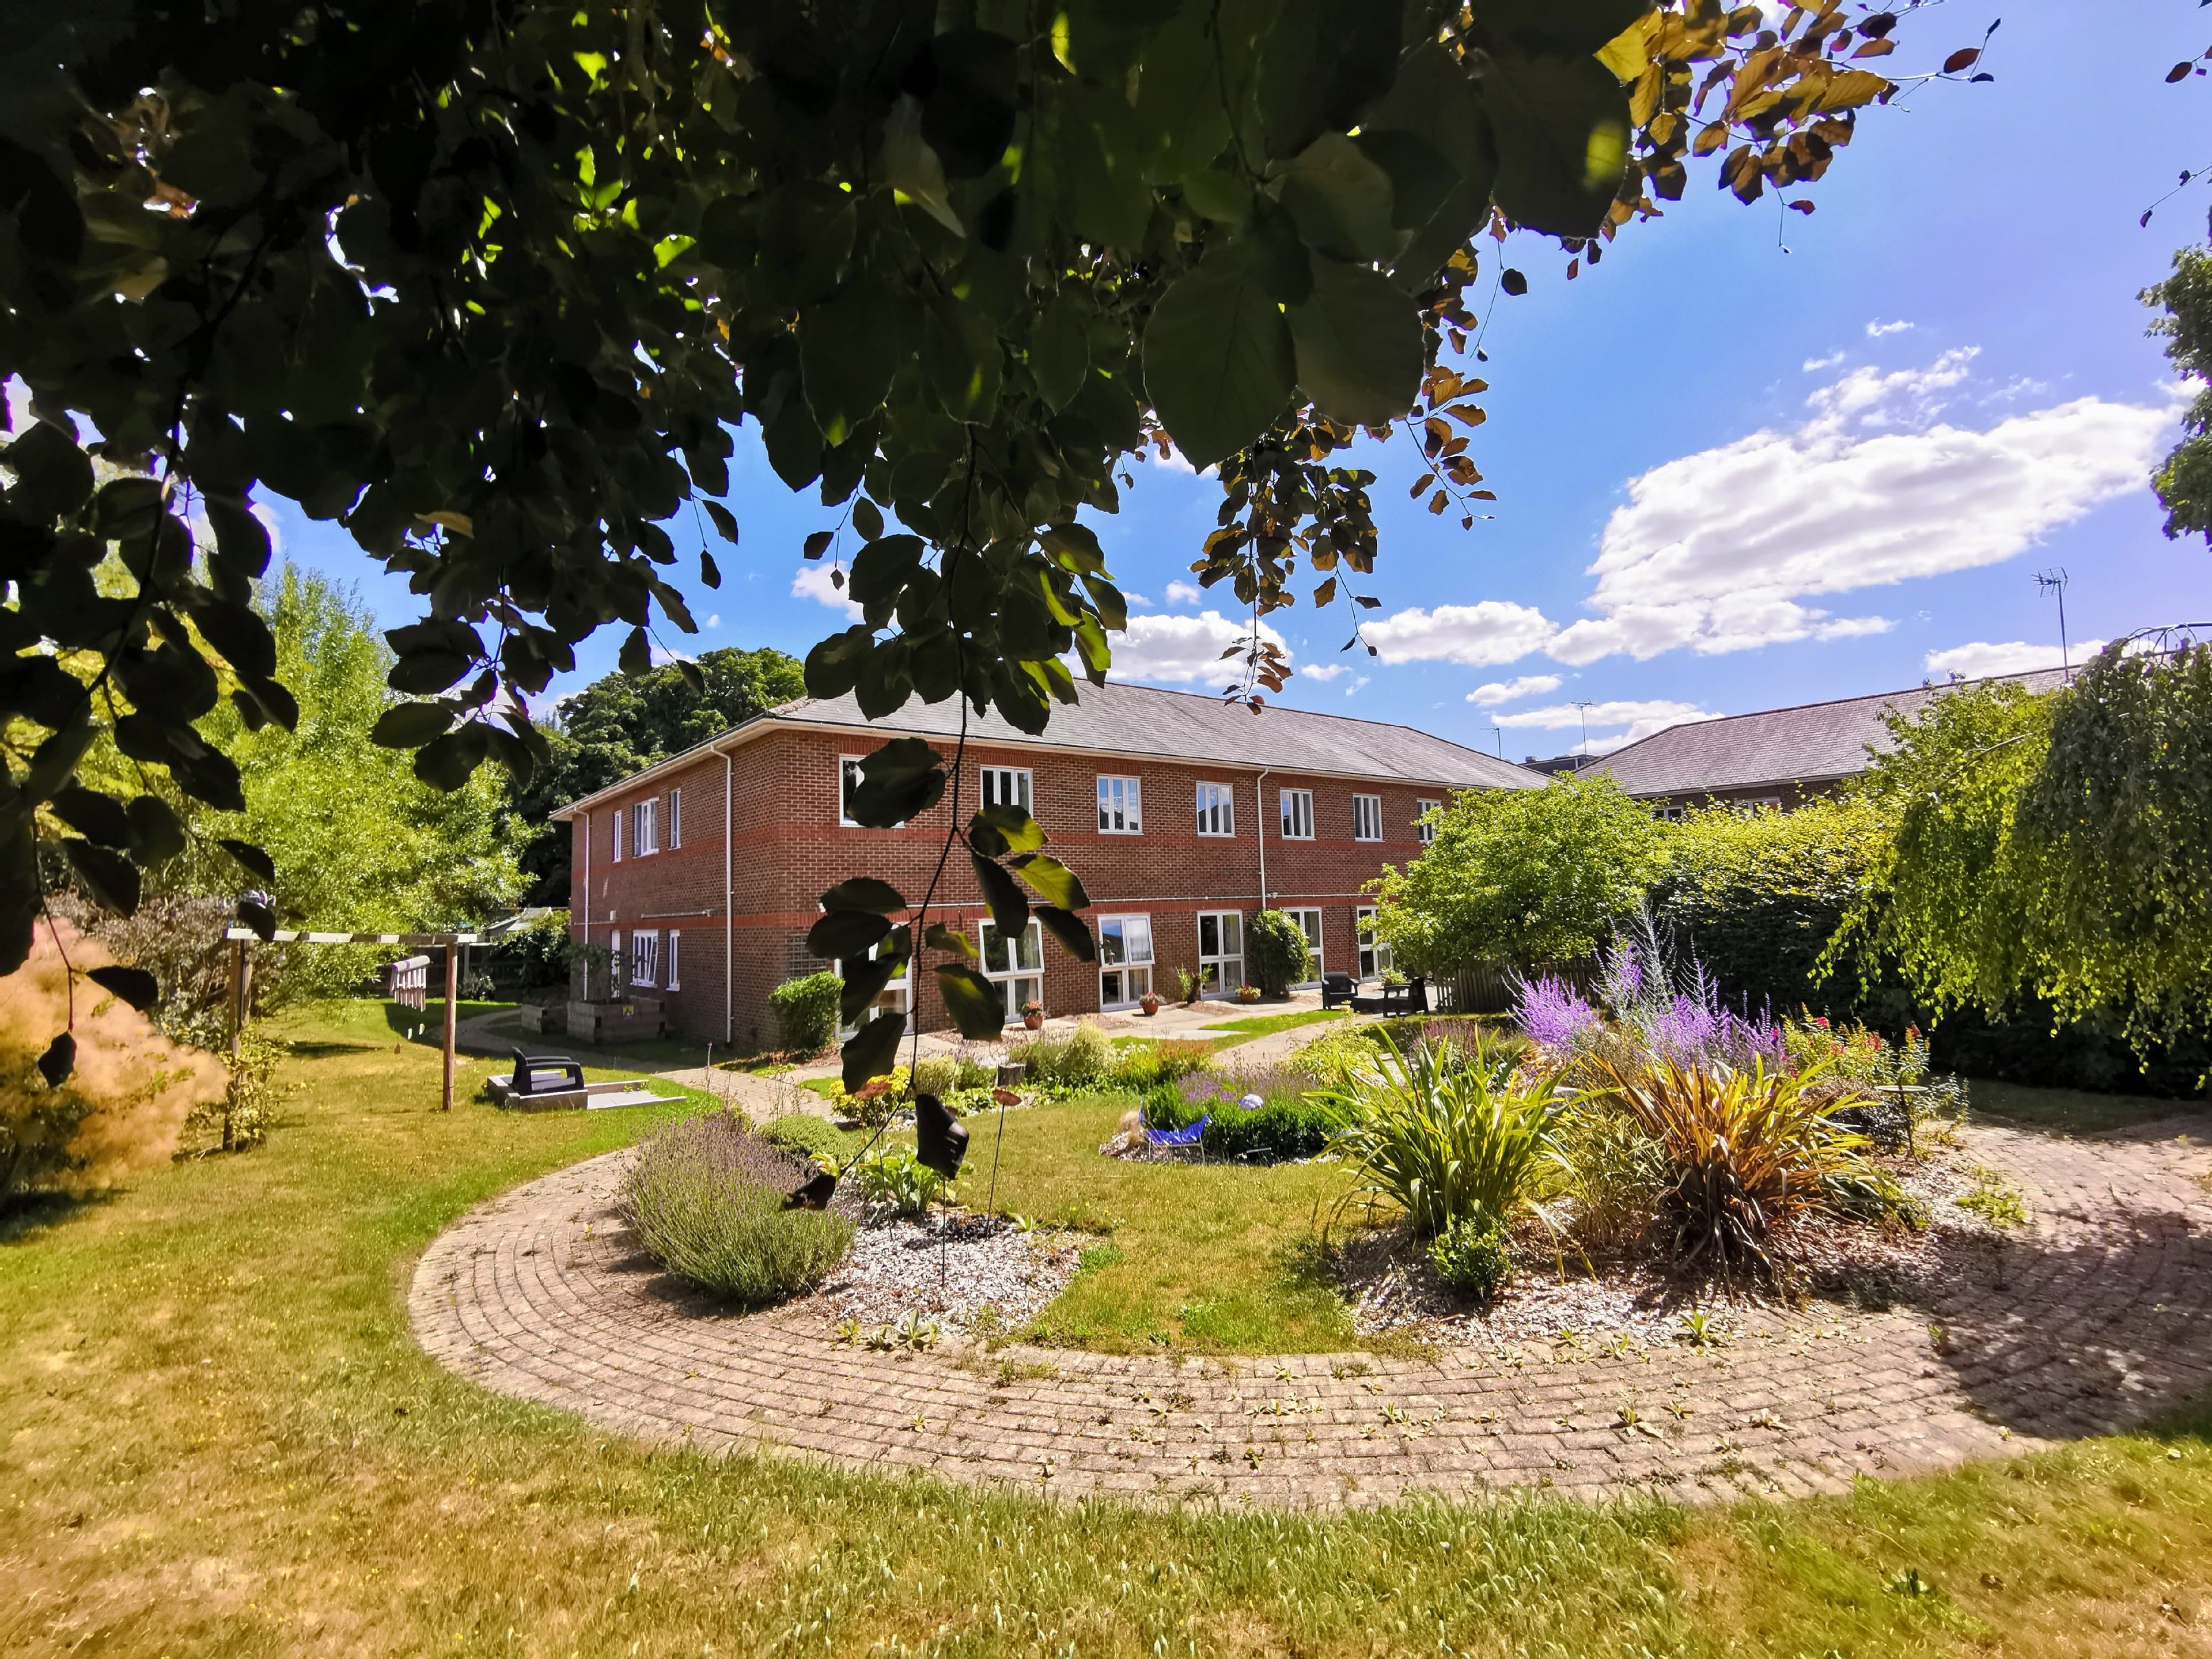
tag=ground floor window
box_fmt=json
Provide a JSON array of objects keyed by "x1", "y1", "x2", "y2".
[
  {"x1": 835, "y1": 942, "x2": 911, "y2": 1038},
  {"x1": 979, "y1": 918, "x2": 1044, "y2": 1022},
  {"x1": 1355, "y1": 907, "x2": 1391, "y2": 980},
  {"x1": 1097, "y1": 914, "x2": 1154, "y2": 1008},
  {"x1": 1197, "y1": 910, "x2": 1244, "y2": 995},
  {"x1": 629, "y1": 929, "x2": 660, "y2": 987},
  {"x1": 1285, "y1": 907, "x2": 1323, "y2": 987},
  {"x1": 665, "y1": 929, "x2": 681, "y2": 991}
]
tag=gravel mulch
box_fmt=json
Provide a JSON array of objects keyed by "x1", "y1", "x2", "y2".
[{"x1": 797, "y1": 1208, "x2": 1083, "y2": 1335}]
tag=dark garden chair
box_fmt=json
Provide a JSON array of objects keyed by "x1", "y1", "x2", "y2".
[
  {"x1": 1320, "y1": 972, "x2": 1358, "y2": 1009},
  {"x1": 509, "y1": 1048, "x2": 585, "y2": 1096}
]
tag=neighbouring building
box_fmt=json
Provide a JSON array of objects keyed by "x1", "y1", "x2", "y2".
[
  {"x1": 555, "y1": 680, "x2": 1542, "y2": 1045},
  {"x1": 1589, "y1": 666, "x2": 2073, "y2": 817}
]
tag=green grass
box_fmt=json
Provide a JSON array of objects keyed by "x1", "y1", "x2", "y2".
[
  {"x1": 6, "y1": 1004, "x2": 2212, "y2": 1657},
  {"x1": 1201, "y1": 1006, "x2": 1351, "y2": 1044},
  {"x1": 1967, "y1": 1077, "x2": 2211, "y2": 1136}
]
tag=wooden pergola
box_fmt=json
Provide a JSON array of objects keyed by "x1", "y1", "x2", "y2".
[{"x1": 224, "y1": 927, "x2": 485, "y2": 1111}]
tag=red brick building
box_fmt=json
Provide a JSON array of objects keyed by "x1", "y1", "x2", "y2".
[{"x1": 554, "y1": 681, "x2": 1540, "y2": 1044}]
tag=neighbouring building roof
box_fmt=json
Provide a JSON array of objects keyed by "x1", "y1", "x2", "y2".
[
  {"x1": 554, "y1": 679, "x2": 1544, "y2": 817},
  {"x1": 1589, "y1": 666, "x2": 2074, "y2": 799}
]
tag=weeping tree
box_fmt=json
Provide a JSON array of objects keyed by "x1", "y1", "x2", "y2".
[
  {"x1": 1847, "y1": 641, "x2": 2212, "y2": 1052},
  {"x1": 0, "y1": 0, "x2": 1984, "y2": 1088}
]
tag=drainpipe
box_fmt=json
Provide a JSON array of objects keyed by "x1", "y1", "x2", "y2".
[
  {"x1": 723, "y1": 748, "x2": 735, "y2": 1043},
  {"x1": 1254, "y1": 769, "x2": 1270, "y2": 910},
  {"x1": 579, "y1": 810, "x2": 590, "y2": 952}
]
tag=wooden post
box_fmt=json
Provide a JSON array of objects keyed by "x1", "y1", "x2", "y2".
[
  {"x1": 226, "y1": 938, "x2": 244, "y2": 1056},
  {"x1": 442, "y1": 939, "x2": 459, "y2": 1112}
]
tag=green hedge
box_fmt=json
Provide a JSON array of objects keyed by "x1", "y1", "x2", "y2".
[
  {"x1": 1245, "y1": 909, "x2": 1311, "y2": 998},
  {"x1": 768, "y1": 971, "x2": 841, "y2": 1055}
]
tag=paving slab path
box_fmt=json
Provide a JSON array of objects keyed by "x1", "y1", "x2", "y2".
[{"x1": 410, "y1": 1119, "x2": 2212, "y2": 1510}]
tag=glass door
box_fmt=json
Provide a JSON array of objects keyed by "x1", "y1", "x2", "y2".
[
  {"x1": 1356, "y1": 906, "x2": 1393, "y2": 980},
  {"x1": 1097, "y1": 914, "x2": 1154, "y2": 1009},
  {"x1": 1286, "y1": 907, "x2": 1322, "y2": 987},
  {"x1": 1197, "y1": 910, "x2": 1243, "y2": 995},
  {"x1": 980, "y1": 918, "x2": 1045, "y2": 1022}
]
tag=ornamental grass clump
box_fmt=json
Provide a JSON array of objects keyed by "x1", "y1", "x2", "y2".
[
  {"x1": 620, "y1": 1111, "x2": 854, "y2": 1305},
  {"x1": 1323, "y1": 1033, "x2": 1573, "y2": 1240}
]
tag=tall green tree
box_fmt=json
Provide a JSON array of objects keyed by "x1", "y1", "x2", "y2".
[
  {"x1": 1370, "y1": 774, "x2": 1665, "y2": 975},
  {"x1": 2143, "y1": 248, "x2": 2212, "y2": 543},
  {"x1": 514, "y1": 646, "x2": 803, "y2": 899},
  {"x1": 1, "y1": 0, "x2": 1982, "y2": 1082}
]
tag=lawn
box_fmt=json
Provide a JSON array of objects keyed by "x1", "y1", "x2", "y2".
[
  {"x1": 5, "y1": 999, "x2": 2211, "y2": 1657},
  {"x1": 1200, "y1": 1006, "x2": 1350, "y2": 1048},
  {"x1": 1969, "y1": 1076, "x2": 2212, "y2": 1136}
]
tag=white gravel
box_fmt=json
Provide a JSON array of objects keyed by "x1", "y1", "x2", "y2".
[{"x1": 798, "y1": 1209, "x2": 1083, "y2": 1334}]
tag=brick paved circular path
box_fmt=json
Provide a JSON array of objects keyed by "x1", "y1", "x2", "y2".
[{"x1": 410, "y1": 1122, "x2": 2212, "y2": 1509}]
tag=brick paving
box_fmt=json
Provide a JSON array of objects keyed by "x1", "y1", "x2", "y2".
[{"x1": 409, "y1": 1121, "x2": 2212, "y2": 1510}]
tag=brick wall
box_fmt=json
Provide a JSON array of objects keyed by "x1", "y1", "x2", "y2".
[{"x1": 571, "y1": 725, "x2": 1450, "y2": 1045}]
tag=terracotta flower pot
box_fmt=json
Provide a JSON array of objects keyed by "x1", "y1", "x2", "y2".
[
  {"x1": 1138, "y1": 994, "x2": 1161, "y2": 1016},
  {"x1": 1023, "y1": 1012, "x2": 1044, "y2": 1031}
]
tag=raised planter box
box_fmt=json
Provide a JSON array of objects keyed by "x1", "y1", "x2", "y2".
[{"x1": 565, "y1": 998, "x2": 665, "y2": 1044}]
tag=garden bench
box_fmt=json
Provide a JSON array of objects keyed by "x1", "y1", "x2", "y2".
[
  {"x1": 509, "y1": 1049, "x2": 585, "y2": 1096},
  {"x1": 1320, "y1": 972, "x2": 1358, "y2": 1009},
  {"x1": 1349, "y1": 976, "x2": 1428, "y2": 1016}
]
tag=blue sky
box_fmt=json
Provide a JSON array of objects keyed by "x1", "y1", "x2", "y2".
[{"x1": 265, "y1": 4, "x2": 2212, "y2": 762}]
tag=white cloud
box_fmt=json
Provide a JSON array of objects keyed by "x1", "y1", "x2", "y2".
[
  {"x1": 1121, "y1": 591, "x2": 1153, "y2": 607},
  {"x1": 1923, "y1": 638, "x2": 2108, "y2": 679},
  {"x1": 1164, "y1": 579, "x2": 1205, "y2": 606},
  {"x1": 706, "y1": 613, "x2": 721, "y2": 629},
  {"x1": 1301, "y1": 662, "x2": 1353, "y2": 681},
  {"x1": 1466, "y1": 673, "x2": 1563, "y2": 706},
  {"x1": 1344, "y1": 675, "x2": 1370, "y2": 697},
  {"x1": 1491, "y1": 699, "x2": 1717, "y2": 748},
  {"x1": 1866, "y1": 319, "x2": 1916, "y2": 338},
  {"x1": 1802, "y1": 351, "x2": 1845, "y2": 373},
  {"x1": 1142, "y1": 445, "x2": 1211, "y2": 478},
  {"x1": 791, "y1": 561, "x2": 862, "y2": 619},
  {"x1": 1552, "y1": 352, "x2": 2172, "y2": 663},
  {"x1": 1107, "y1": 609, "x2": 1287, "y2": 684},
  {"x1": 647, "y1": 643, "x2": 696, "y2": 666},
  {"x1": 1363, "y1": 600, "x2": 1560, "y2": 667}
]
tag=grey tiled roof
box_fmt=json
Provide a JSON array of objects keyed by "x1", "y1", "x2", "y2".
[
  {"x1": 1590, "y1": 667, "x2": 2074, "y2": 798},
  {"x1": 772, "y1": 681, "x2": 1545, "y2": 789}
]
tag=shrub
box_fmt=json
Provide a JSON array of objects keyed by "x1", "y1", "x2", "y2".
[
  {"x1": 1, "y1": 917, "x2": 224, "y2": 1198},
  {"x1": 1554, "y1": 1101, "x2": 1665, "y2": 1256},
  {"x1": 1200, "y1": 1094, "x2": 1340, "y2": 1161},
  {"x1": 910, "y1": 1054, "x2": 994, "y2": 1096},
  {"x1": 768, "y1": 972, "x2": 842, "y2": 1055},
  {"x1": 1142, "y1": 1082, "x2": 1203, "y2": 1131},
  {"x1": 1111, "y1": 1037, "x2": 1212, "y2": 1091},
  {"x1": 185, "y1": 1026, "x2": 296, "y2": 1154},
  {"x1": 1290, "y1": 1024, "x2": 1389, "y2": 1089},
  {"x1": 1429, "y1": 1210, "x2": 1512, "y2": 1301},
  {"x1": 758, "y1": 1112, "x2": 851, "y2": 1164},
  {"x1": 851, "y1": 1146, "x2": 950, "y2": 1215},
  {"x1": 1323, "y1": 1035, "x2": 1571, "y2": 1238},
  {"x1": 619, "y1": 1112, "x2": 854, "y2": 1304},
  {"x1": 1245, "y1": 910, "x2": 1312, "y2": 997},
  {"x1": 1592, "y1": 1057, "x2": 1872, "y2": 1278},
  {"x1": 1010, "y1": 1020, "x2": 1112, "y2": 1092}
]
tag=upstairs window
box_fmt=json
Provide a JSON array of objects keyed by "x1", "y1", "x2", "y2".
[
  {"x1": 611, "y1": 808, "x2": 625, "y2": 861},
  {"x1": 1096, "y1": 775, "x2": 1142, "y2": 834},
  {"x1": 1415, "y1": 798, "x2": 1441, "y2": 844},
  {"x1": 981, "y1": 766, "x2": 1033, "y2": 816},
  {"x1": 1352, "y1": 793, "x2": 1382, "y2": 842},
  {"x1": 1195, "y1": 782, "x2": 1235, "y2": 837},
  {"x1": 839, "y1": 757, "x2": 865, "y2": 827},
  {"x1": 668, "y1": 787, "x2": 683, "y2": 849},
  {"x1": 1279, "y1": 789, "x2": 1315, "y2": 840},
  {"x1": 634, "y1": 797, "x2": 658, "y2": 856}
]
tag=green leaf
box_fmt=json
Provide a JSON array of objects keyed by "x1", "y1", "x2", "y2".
[
  {"x1": 1039, "y1": 522, "x2": 1108, "y2": 575},
  {"x1": 92, "y1": 476, "x2": 163, "y2": 543},
  {"x1": 388, "y1": 650, "x2": 474, "y2": 696},
  {"x1": 124, "y1": 796, "x2": 187, "y2": 865},
  {"x1": 1483, "y1": 53, "x2": 1632, "y2": 240},
  {"x1": 618, "y1": 626, "x2": 652, "y2": 676},
  {"x1": 1033, "y1": 904, "x2": 1097, "y2": 963},
  {"x1": 49, "y1": 785, "x2": 131, "y2": 849},
  {"x1": 413, "y1": 722, "x2": 490, "y2": 790},
  {"x1": 1141, "y1": 237, "x2": 1297, "y2": 470},
  {"x1": 37, "y1": 1032, "x2": 75, "y2": 1088},
  {"x1": 758, "y1": 180, "x2": 858, "y2": 308},
  {"x1": 1008, "y1": 851, "x2": 1090, "y2": 911},
  {"x1": 801, "y1": 286, "x2": 902, "y2": 448},
  {"x1": 702, "y1": 498, "x2": 740, "y2": 545},
  {"x1": 848, "y1": 534, "x2": 925, "y2": 608},
  {"x1": 804, "y1": 626, "x2": 874, "y2": 699},
  {"x1": 2, "y1": 421, "x2": 93, "y2": 520},
  {"x1": 820, "y1": 877, "x2": 908, "y2": 914},
  {"x1": 971, "y1": 850, "x2": 1030, "y2": 935},
  {"x1": 851, "y1": 498, "x2": 884, "y2": 541},
  {"x1": 1368, "y1": 43, "x2": 1500, "y2": 286},
  {"x1": 370, "y1": 701, "x2": 457, "y2": 749},
  {"x1": 188, "y1": 598, "x2": 278, "y2": 679},
  {"x1": 847, "y1": 738, "x2": 945, "y2": 827},
  {"x1": 934, "y1": 963, "x2": 1007, "y2": 1039},
  {"x1": 968, "y1": 804, "x2": 1048, "y2": 858},
  {"x1": 86, "y1": 964, "x2": 158, "y2": 1011},
  {"x1": 203, "y1": 495, "x2": 273, "y2": 582},
  {"x1": 1031, "y1": 296, "x2": 1092, "y2": 412},
  {"x1": 808, "y1": 908, "x2": 892, "y2": 960},
  {"x1": 1286, "y1": 257, "x2": 1425, "y2": 426},
  {"x1": 1272, "y1": 132, "x2": 1399, "y2": 263},
  {"x1": 64, "y1": 838, "x2": 141, "y2": 916},
  {"x1": 839, "y1": 952, "x2": 903, "y2": 1026},
  {"x1": 216, "y1": 838, "x2": 277, "y2": 883},
  {"x1": 923, "y1": 298, "x2": 1005, "y2": 424},
  {"x1": 924, "y1": 922, "x2": 975, "y2": 959},
  {"x1": 841, "y1": 1009, "x2": 908, "y2": 1090},
  {"x1": 1476, "y1": 0, "x2": 1655, "y2": 58}
]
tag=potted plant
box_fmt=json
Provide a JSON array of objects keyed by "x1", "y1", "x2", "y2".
[
  {"x1": 1138, "y1": 990, "x2": 1161, "y2": 1016},
  {"x1": 1235, "y1": 983, "x2": 1262, "y2": 1005},
  {"x1": 1177, "y1": 967, "x2": 1200, "y2": 1006},
  {"x1": 1020, "y1": 998, "x2": 1046, "y2": 1031}
]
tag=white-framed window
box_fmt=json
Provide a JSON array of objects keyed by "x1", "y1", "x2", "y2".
[
  {"x1": 610, "y1": 808, "x2": 624, "y2": 862},
  {"x1": 629, "y1": 929, "x2": 660, "y2": 987},
  {"x1": 1650, "y1": 802, "x2": 1689, "y2": 823},
  {"x1": 634, "y1": 797, "x2": 659, "y2": 856},
  {"x1": 1415, "y1": 798, "x2": 1441, "y2": 844},
  {"x1": 981, "y1": 766, "x2": 1032, "y2": 815},
  {"x1": 665, "y1": 929, "x2": 681, "y2": 991},
  {"x1": 1279, "y1": 788, "x2": 1315, "y2": 840},
  {"x1": 1355, "y1": 907, "x2": 1392, "y2": 980},
  {"x1": 1195, "y1": 782, "x2": 1235, "y2": 837},
  {"x1": 978, "y1": 918, "x2": 1044, "y2": 1024},
  {"x1": 1286, "y1": 907, "x2": 1323, "y2": 988},
  {"x1": 668, "y1": 787, "x2": 683, "y2": 849},
  {"x1": 1197, "y1": 910, "x2": 1244, "y2": 995},
  {"x1": 1096, "y1": 774, "x2": 1142, "y2": 834},
  {"x1": 1734, "y1": 796, "x2": 1783, "y2": 816},
  {"x1": 1097, "y1": 914, "x2": 1155, "y2": 1008},
  {"x1": 839, "y1": 756, "x2": 865, "y2": 827},
  {"x1": 1351, "y1": 793, "x2": 1382, "y2": 842},
  {"x1": 835, "y1": 942, "x2": 912, "y2": 1037}
]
